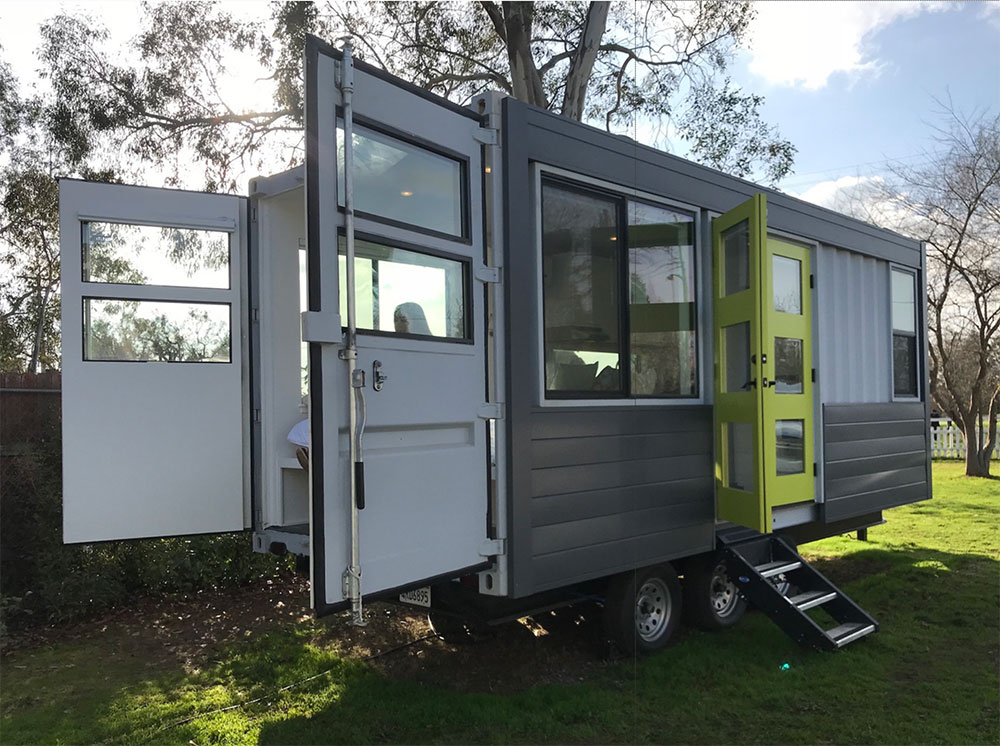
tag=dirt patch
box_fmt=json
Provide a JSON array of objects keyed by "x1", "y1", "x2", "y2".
[{"x1": 2, "y1": 576, "x2": 621, "y2": 694}]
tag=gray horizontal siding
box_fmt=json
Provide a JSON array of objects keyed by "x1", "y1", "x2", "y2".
[
  {"x1": 520, "y1": 406, "x2": 715, "y2": 593},
  {"x1": 823, "y1": 403, "x2": 930, "y2": 521}
]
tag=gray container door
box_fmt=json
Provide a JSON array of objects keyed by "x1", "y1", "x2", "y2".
[
  {"x1": 60, "y1": 180, "x2": 249, "y2": 542},
  {"x1": 306, "y1": 39, "x2": 490, "y2": 611}
]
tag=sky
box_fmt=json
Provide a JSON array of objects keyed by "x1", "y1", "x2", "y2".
[{"x1": 1, "y1": 0, "x2": 998, "y2": 206}]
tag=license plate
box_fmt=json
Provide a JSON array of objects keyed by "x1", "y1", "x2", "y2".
[{"x1": 399, "y1": 586, "x2": 431, "y2": 608}]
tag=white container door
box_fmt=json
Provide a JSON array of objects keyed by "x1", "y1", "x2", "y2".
[
  {"x1": 306, "y1": 39, "x2": 492, "y2": 611},
  {"x1": 60, "y1": 180, "x2": 249, "y2": 543}
]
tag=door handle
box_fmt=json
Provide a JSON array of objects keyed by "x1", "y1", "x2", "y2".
[
  {"x1": 744, "y1": 379, "x2": 757, "y2": 390},
  {"x1": 372, "y1": 360, "x2": 387, "y2": 392}
]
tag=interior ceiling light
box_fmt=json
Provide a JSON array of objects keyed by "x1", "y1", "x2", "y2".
[{"x1": 400, "y1": 190, "x2": 413, "y2": 196}]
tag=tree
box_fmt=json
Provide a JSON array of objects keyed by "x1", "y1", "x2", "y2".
[
  {"x1": 840, "y1": 104, "x2": 1000, "y2": 478},
  {"x1": 5, "y1": 1, "x2": 796, "y2": 371},
  {"x1": 34, "y1": 1, "x2": 794, "y2": 191},
  {"x1": 324, "y1": 1, "x2": 795, "y2": 182}
]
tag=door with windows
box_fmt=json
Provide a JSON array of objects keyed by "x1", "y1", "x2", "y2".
[
  {"x1": 713, "y1": 194, "x2": 814, "y2": 534},
  {"x1": 306, "y1": 41, "x2": 491, "y2": 611},
  {"x1": 60, "y1": 180, "x2": 249, "y2": 543}
]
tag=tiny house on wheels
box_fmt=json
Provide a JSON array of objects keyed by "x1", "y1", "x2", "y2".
[{"x1": 59, "y1": 37, "x2": 931, "y2": 654}]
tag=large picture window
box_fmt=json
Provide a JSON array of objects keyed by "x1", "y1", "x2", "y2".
[
  {"x1": 891, "y1": 267, "x2": 918, "y2": 398},
  {"x1": 541, "y1": 178, "x2": 697, "y2": 399}
]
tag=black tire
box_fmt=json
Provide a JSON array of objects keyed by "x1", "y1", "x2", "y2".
[
  {"x1": 603, "y1": 564, "x2": 682, "y2": 656},
  {"x1": 682, "y1": 554, "x2": 747, "y2": 630}
]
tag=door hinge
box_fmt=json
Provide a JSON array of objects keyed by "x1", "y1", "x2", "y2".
[
  {"x1": 479, "y1": 538, "x2": 505, "y2": 557},
  {"x1": 253, "y1": 408, "x2": 261, "y2": 423},
  {"x1": 252, "y1": 307, "x2": 260, "y2": 323},
  {"x1": 473, "y1": 128, "x2": 498, "y2": 146},
  {"x1": 251, "y1": 206, "x2": 257, "y2": 223},
  {"x1": 475, "y1": 265, "x2": 501, "y2": 284},
  {"x1": 478, "y1": 402, "x2": 504, "y2": 420},
  {"x1": 301, "y1": 311, "x2": 343, "y2": 345},
  {"x1": 811, "y1": 368, "x2": 816, "y2": 383},
  {"x1": 813, "y1": 463, "x2": 818, "y2": 477},
  {"x1": 809, "y1": 274, "x2": 815, "y2": 289}
]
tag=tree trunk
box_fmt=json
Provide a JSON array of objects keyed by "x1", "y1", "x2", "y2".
[
  {"x1": 27, "y1": 286, "x2": 49, "y2": 374},
  {"x1": 560, "y1": 2, "x2": 610, "y2": 120},
  {"x1": 501, "y1": 2, "x2": 547, "y2": 108},
  {"x1": 963, "y1": 419, "x2": 993, "y2": 477}
]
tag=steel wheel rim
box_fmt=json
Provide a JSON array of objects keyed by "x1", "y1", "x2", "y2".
[
  {"x1": 709, "y1": 563, "x2": 741, "y2": 618},
  {"x1": 634, "y1": 578, "x2": 672, "y2": 643}
]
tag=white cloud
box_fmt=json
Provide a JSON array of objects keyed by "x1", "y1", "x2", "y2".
[
  {"x1": 794, "y1": 174, "x2": 883, "y2": 208},
  {"x1": 745, "y1": 1, "x2": 952, "y2": 89}
]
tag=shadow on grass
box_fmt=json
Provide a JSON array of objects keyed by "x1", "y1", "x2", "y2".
[{"x1": 242, "y1": 544, "x2": 998, "y2": 746}]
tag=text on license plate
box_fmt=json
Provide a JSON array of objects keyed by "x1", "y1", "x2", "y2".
[{"x1": 399, "y1": 587, "x2": 431, "y2": 608}]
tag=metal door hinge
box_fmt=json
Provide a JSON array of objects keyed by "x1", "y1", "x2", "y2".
[
  {"x1": 252, "y1": 307, "x2": 260, "y2": 323},
  {"x1": 251, "y1": 206, "x2": 257, "y2": 223},
  {"x1": 301, "y1": 311, "x2": 343, "y2": 345},
  {"x1": 813, "y1": 463, "x2": 818, "y2": 477},
  {"x1": 811, "y1": 368, "x2": 816, "y2": 383},
  {"x1": 479, "y1": 538, "x2": 505, "y2": 557},
  {"x1": 809, "y1": 274, "x2": 815, "y2": 289},
  {"x1": 475, "y1": 265, "x2": 501, "y2": 284},
  {"x1": 253, "y1": 408, "x2": 261, "y2": 423},
  {"x1": 473, "y1": 128, "x2": 499, "y2": 146},
  {"x1": 478, "y1": 402, "x2": 504, "y2": 420}
]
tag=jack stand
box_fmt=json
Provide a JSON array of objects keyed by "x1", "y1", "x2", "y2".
[{"x1": 343, "y1": 565, "x2": 367, "y2": 627}]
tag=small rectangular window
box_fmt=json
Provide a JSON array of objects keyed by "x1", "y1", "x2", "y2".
[
  {"x1": 338, "y1": 237, "x2": 468, "y2": 340},
  {"x1": 84, "y1": 298, "x2": 230, "y2": 362},
  {"x1": 776, "y1": 419, "x2": 805, "y2": 475},
  {"x1": 628, "y1": 202, "x2": 697, "y2": 397},
  {"x1": 337, "y1": 124, "x2": 465, "y2": 238},
  {"x1": 542, "y1": 182, "x2": 622, "y2": 395},
  {"x1": 82, "y1": 222, "x2": 230, "y2": 288},
  {"x1": 722, "y1": 221, "x2": 750, "y2": 296},
  {"x1": 891, "y1": 268, "x2": 918, "y2": 397}
]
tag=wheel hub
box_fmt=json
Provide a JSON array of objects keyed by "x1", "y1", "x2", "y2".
[
  {"x1": 634, "y1": 578, "x2": 672, "y2": 642},
  {"x1": 709, "y1": 563, "x2": 740, "y2": 617}
]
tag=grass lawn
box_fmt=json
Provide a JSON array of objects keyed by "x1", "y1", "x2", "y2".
[{"x1": 2, "y1": 462, "x2": 997, "y2": 745}]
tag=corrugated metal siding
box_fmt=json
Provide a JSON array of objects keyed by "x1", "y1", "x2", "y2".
[
  {"x1": 817, "y1": 245, "x2": 891, "y2": 403},
  {"x1": 525, "y1": 407, "x2": 715, "y2": 592},
  {"x1": 823, "y1": 403, "x2": 930, "y2": 521}
]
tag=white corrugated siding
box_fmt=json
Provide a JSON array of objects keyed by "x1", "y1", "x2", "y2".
[{"x1": 815, "y1": 245, "x2": 891, "y2": 403}]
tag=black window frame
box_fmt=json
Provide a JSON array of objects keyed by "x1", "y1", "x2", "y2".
[
  {"x1": 890, "y1": 266, "x2": 919, "y2": 399},
  {"x1": 336, "y1": 229, "x2": 474, "y2": 345},
  {"x1": 540, "y1": 175, "x2": 699, "y2": 401},
  {"x1": 335, "y1": 113, "x2": 472, "y2": 244}
]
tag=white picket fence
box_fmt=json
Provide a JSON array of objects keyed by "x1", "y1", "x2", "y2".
[{"x1": 929, "y1": 417, "x2": 997, "y2": 459}]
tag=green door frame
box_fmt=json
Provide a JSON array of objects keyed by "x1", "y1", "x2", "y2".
[{"x1": 712, "y1": 195, "x2": 814, "y2": 533}]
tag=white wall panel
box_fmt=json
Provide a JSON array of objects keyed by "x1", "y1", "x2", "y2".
[{"x1": 816, "y1": 245, "x2": 891, "y2": 403}]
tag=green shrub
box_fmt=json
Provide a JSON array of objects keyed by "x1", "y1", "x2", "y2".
[{"x1": 0, "y1": 434, "x2": 293, "y2": 635}]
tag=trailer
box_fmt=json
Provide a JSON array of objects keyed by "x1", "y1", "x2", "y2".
[{"x1": 59, "y1": 36, "x2": 931, "y2": 654}]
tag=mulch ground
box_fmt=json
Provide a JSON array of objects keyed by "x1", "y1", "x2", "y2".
[{"x1": 2, "y1": 575, "x2": 628, "y2": 694}]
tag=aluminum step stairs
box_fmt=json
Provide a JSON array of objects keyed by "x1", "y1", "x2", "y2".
[{"x1": 722, "y1": 535, "x2": 878, "y2": 650}]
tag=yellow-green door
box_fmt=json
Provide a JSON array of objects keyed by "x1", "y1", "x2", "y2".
[{"x1": 712, "y1": 195, "x2": 814, "y2": 533}]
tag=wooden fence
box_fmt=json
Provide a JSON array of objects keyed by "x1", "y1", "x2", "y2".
[{"x1": 0, "y1": 371, "x2": 62, "y2": 456}]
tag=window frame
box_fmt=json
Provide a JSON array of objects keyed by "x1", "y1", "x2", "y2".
[
  {"x1": 81, "y1": 295, "x2": 233, "y2": 364},
  {"x1": 80, "y1": 219, "x2": 233, "y2": 290},
  {"x1": 337, "y1": 228, "x2": 474, "y2": 345},
  {"x1": 890, "y1": 264, "x2": 921, "y2": 400},
  {"x1": 533, "y1": 164, "x2": 705, "y2": 407},
  {"x1": 335, "y1": 112, "x2": 472, "y2": 244}
]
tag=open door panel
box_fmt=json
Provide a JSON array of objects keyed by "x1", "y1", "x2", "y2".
[
  {"x1": 60, "y1": 180, "x2": 250, "y2": 543},
  {"x1": 305, "y1": 37, "x2": 492, "y2": 613}
]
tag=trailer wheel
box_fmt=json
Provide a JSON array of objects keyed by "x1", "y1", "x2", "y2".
[
  {"x1": 603, "y1": 564, "x2": 682, "y2": 655},
  {"x1": 682, "y1": 554, "x2": 747, "y2": 630}
]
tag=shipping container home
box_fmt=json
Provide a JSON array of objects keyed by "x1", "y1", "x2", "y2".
[{"x1": 59, "y1": 36, "x2": 930, "y2": 654}]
